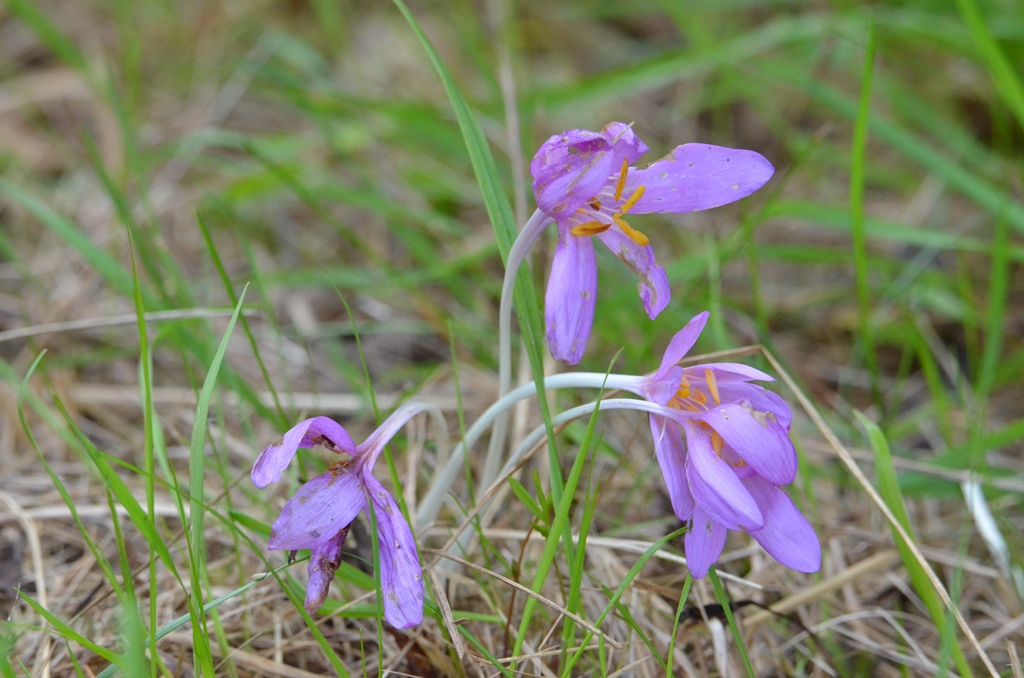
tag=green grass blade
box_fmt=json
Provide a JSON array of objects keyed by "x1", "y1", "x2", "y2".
[
  {"x1": 708, "y1": 567, "x2": 755, "y2": 678},
  {"x1": 186, "y1": 286, "x2": 249, "y2": 677},
  {"x1": 849, "y1": 25, "x2": 880, "y2": 406},
  {"x1": 977, "y1": 214, "x2": 1010, "y2": 397},
  {"x1": 854, "y1": 412, "x2": 974, "y2": 678},
  {"x1": 953, "y1": 0, "x2": 1024, "y2": 133}
]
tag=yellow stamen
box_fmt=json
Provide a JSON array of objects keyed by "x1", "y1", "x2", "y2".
[
  {"x1": 711, "y1": 430, "x2": 724, "y2": 456},
  {"x1": 618, "y1": 185, "x2": 646, "y2": 214},
  {"x1": 676, "y1": 386, "x2": 691, "y2": 400},
  {"x1": 705, "y1": 368, "x2": 721, "y2": 405},
  {"x1": 614, "y1": 158, "x2": 629, "y2": 202},
  {"x1": 691, "y1": 390, "x2": 707, "y2": 405},
  {"x1": 590, "y1": 200, "x2": 602, "y2": 210},
  {"x1": 570, "y1": 221, "x2": 611, "y2": 237},
  {"x1": 612, "y1": 214, "x2": 650, "y2": 246}
]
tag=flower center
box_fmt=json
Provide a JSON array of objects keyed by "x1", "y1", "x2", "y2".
[
  {"x1": 569, "y1": 158, "x2": 649, "y2": 246},
  {"x1": 669, "y1": 369, "x2": 722, "y2": 413}
]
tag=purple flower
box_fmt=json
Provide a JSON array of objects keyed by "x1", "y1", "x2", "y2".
[
  {"x1": 624, "y1": 312, "x2": 819, "y2": 578},
  {"x1": 252, "y1": 403, "x2": 430, "y2": 628},
  {"x1": 532, "y1": 122, "x2": 775, "y2": 364}
]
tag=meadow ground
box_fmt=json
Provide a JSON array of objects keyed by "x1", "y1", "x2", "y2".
[{"x1": 0, "y1": 1, "x2": 1023, "y2": 676}]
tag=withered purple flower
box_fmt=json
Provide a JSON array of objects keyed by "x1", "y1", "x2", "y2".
[
  {"x1": 531, "y1": 122, "x2": 774, "y2": 364},
  {"x1": 252, "y1": 403, "x2": 430, "y2": 628}
]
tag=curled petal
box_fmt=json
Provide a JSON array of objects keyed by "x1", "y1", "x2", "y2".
[
  {"x1": 743, "y1": 476, "x2": 820, "y2": 573},
  {"x1": 683, "y1": 422, "x2": 763, "y2": 530},
  {"x1": 546, "y1": 225, "x2": 598, "y2": 364},
  {"x1": 304, "y1": 526, "x2": 350, "y2": 613},
  {"x1": 363, "y1": 474, "x2": 424, "y2": 628},
  {"x1": 684, "y1": 506, "x2": 727, "y2": 578},
  {"x1": 358, "y1": 401, "x2": 437, "y2": 470},
  {"x1": 699, "y1": 402, "x2": 797, "y2": 485},
  {"x1": 650, "y1": 414, "x2": 695, "y2": 521},
  {"x1": 599, "y1": 122, "x2": 649, "y2": 164},
  {"x1": 627, "y1": 144, "x2": 775, "y2": 214},
  {"x1": 532, "y1": 130, "x2": 621, "y2": 218},
  {"x1": 686, "y1": 362, "x2": 774, "y2": 383},
  {"x1": 594, "y1": 228, "x2": 670, "y2": 319},
  {"x1": 268, "y1": 469, "x2": 366, "y2": 551},
  {"x1": 656, "y1": 312, "x2": 710, "y2": 378},
  {"x1": 252, "y1": 417, "x2": 357, "y2": 488}
]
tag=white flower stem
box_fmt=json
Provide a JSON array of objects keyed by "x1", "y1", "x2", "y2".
[
  {"x1": 416, "y1": 372, "x2": 641, "y2": 529},
  {"x1": 482, "y1": 208, "x2": 552, "y2": 495}
]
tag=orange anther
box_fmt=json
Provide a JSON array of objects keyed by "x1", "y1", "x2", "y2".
[
  {"x1": 618, "y1": 185, "x2": 646, "y2": 214},
  {"x1": 705, "y1": 368, "x2": 721, "y2": 405},
  {"x1": 612, "y1": 214, "x2": 650, "y2": 246},
  {"x1": 570, "y1": 221, "x2": 611, "y2": 237},
  {"x1": 614, "y1": 158, "x2": 629, "y2": 202}
]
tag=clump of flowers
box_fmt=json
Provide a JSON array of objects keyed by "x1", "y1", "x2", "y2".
[
  {"x1": 620, "y1": 312, "x2": 819, "y2": 577},
  {"x1": 531, "y1": 122, "x2": 775, "y2": 364},
  {"x1": 252, "y1": 120, "x2": 817, "y2": 631},
  {"x1": 251, "y1": 403, "x2": 431, "y2": 628}
]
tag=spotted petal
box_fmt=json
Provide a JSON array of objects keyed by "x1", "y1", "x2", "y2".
[
  {"x1": 546, "y1": 224, "x2": 598, "y2": 365},
  {"x1": 268, "y1": 469, "x2": 366, "y2": 551},
  {"x1": 252, "y1": 417, "x2": 357, "y2": 488},
  {"x1": 684, "y1": 506, "x2": 727, "y2": 579},
  {"x1": 594, "y1": 227, "x2": 670, "y2": 320},
  {"x1": 304, "y1": 526, "x2": 350, "y2": 613},
  {"x1": 363, "y1": 474, "x2": 424, "y2": 628},
  {"x1": 699, "y1": 402, "x2": 797, "y2": 485},
  {"x1": 627, "y1": 144, "x2": 774, "y2": 214}
]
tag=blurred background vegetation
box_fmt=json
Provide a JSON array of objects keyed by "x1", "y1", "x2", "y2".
[{"x1": 0, "y1": 0, "x2": 1022, "y2": 675}]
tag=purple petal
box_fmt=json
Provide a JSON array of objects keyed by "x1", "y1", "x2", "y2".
[
  {"x1": 649, "y1": 414, "x2": 694, "y2": 521},
  {"x1": 656, "y1": 312, "x2": 710, "y2": 378},
  {"x1": 686, "y1": 362, "x2": 774, "y2": 383},
  {"x1": 699, "y1": 402, "x2": 797, "y2": 485},
  {"x1": 252, "y1": 417, "x2": 357, "y2": 488},
  {"x1": 532, "y1": 130, "x2": 620, "y2": 218},
  {"x1": 363, "y1": 474, "x2": 424, "y2": 628},
  {"x1": 627, "y1": 144, "x2": 774, "y2": 214},
  {"x1": 682, "y1": 422, "x2": 763, "y2": 530},
  {"x1": 684, "y1": 506, "x2": 727, "y2": 579},
  {"x1": 594, "y1": 228, "x2": 670, "y2": 319},
  {"x1": 304, "y1": 526, "x2": 350, "y2": 613},
  {"x1": 743, "y1": 476, "x2": 820, "y2": 573},
  {"x1": 641, "y1": 365, "x2": 683, "y2": 406},
  {"x1": 598, "y1": 122, "x2": 649, "y2": 164},
  {"x1": 358, "y1": 401, "x2": 437, "y2": 470},
  {"x1": 714, "y1": 382, "x2": 793, "y2": 430},
  {"x1": 545, "y1": 224, "x2": 597, "y2": 364},
  {"x1": 268, "y1": 468, "x2": 366, "y2": 550}
]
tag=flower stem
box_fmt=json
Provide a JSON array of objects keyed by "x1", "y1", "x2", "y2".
[
  {"x1": 483, "y1": 208, "x2": 551, "y2": 495},
  {"x1": 416, "y1": 372, "x2": 640, "y2": 530}
]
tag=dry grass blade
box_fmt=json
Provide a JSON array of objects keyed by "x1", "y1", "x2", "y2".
[
  {"x1": 426, "y1": 550, "x2": 622, "y2": 650},
  {"x1": 758, "y1": 344, "x2": 1001, "y2": 677},
  {"x1": 0, "y1": 490, "x2": 50, "y2": 678},
  {"x1": 0, "y1": 308, "x2": 259, "y2": 343},
  {"x1": 425, "y1": 567, "x2": 466, "y2": 663}
]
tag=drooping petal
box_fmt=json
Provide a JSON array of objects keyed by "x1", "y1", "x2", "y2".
[
  {"x1": 698, "y1": 402, "x2": 797, "y2": 485},
  {"x1": 546, "y1": 224, "x2": 598, "y2": 364},
  {"x1": 304, "y1": 525, "x2": 350, "y2": 613},
  {"x1": 268, "y1": 468, "x2": 366, "y2": 550},
  {"x1": 684, "y1": 506, "x2": 728, "y2": 579},
  {"x1": 627, "y1": 144, "x2": 774, "y2": 215},
  {"x1": 682, "y1": 422, "x2": 763, "y2": 530},
  {"x1": 594, "y1": 227, "x2": 670, "y2": 319},
  {"x1": 532, "y1": 130, "x2": 621, "y2": 219},
  {"x1": 358, "y1": 401, "x2": 438, "y2": 470},
  {"x1": 656, "y1": 312, "x2": 710, "y2": 378},
  {"x1": 363, "y1": 474, "x2": 424, "y2": 628},
  {"x1": 649, "y1": 414, "x2": 694, "y2": 521},
  {"x1": 743, "y1": 475, "x2": 820, "y2": 573},
  {"x1": 252, "y1": 417, "x2": 357, "y2": 488}
]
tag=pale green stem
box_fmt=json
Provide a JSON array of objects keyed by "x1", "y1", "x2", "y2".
[
  {"x1": 482, "y1": 208, "x2": 552, "y2": 495},
  {"x1": 416, "y1": 372, "x2": 642, "y2": 530}
]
